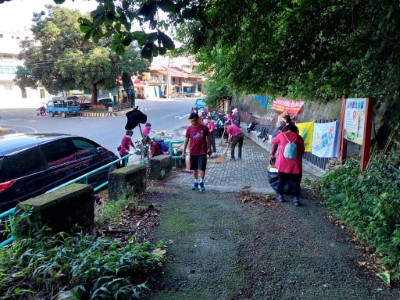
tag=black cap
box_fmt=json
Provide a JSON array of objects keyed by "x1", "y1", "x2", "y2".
[{"x1": 188, "y1": 112, "x2": 199, "y2": 120}]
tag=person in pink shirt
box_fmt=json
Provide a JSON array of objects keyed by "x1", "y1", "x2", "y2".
[
  {"x1": 227, "y1": 123, "x2": 244, "y2": 160},
  {"x1": 142, "y1": 123, "x2": 152, "y2": 137},
  {"x1": 204, "y1": 116, "x2": 216, "y2": 153},
  {"x1": 182, "y1": 113, "x2": 212, "y2": 192},
  {"x1": 270, "y1": 124, "x2": 305, "y2": 206}
]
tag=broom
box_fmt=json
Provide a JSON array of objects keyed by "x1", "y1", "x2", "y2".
[{"x1": 213, "y1": 143, "x2": 229, "y2": 163}]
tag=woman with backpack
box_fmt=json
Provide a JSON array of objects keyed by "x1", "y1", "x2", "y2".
[{"x1": 270, "y1": 124, "x2": 305, "y2": 206}]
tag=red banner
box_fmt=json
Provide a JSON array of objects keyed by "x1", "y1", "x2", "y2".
[{"x1": 272, "y1": 98, "x2": 304, "y2": 115}]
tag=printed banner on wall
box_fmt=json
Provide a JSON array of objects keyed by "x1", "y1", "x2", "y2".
[
  {"x1": 272, "y1": 98, "x2": 304, "y2": 115},
  {"x1": 343, "y1": 98, "x2": 367, "y2": 145},
  {"x1": 312, "y1": 121, "x2": 339, "y2": 158},
  {"x1": 253, "y1": 95, "x2": 270, "y2": 109},
  {"x1": 296, "y1": 121, "x2": 314, "y2": 152}
]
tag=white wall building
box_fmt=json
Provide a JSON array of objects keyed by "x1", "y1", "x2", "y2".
[{"x1": 0, "y1": 30, "x2": 53, "y2": 108}]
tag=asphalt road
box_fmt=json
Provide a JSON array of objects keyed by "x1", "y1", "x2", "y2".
[{"x1": 0, "y1": 98, "x2": 195, "y2": 154}]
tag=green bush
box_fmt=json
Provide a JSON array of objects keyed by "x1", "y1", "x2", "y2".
[
  {"x1": 0, "y1": 209, "x2": 165, "y2": 299},
  {"x1": 320, "y1": 157, "x2": 400, "y2": 284}
]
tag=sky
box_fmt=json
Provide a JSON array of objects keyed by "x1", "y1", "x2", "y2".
[{"x1": 0, "y1": 0, "x2": 98, "y2": 32}]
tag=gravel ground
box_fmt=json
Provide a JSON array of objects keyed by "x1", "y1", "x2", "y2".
[{"x1": 143, "y1": 184, "x2": 400, "y2": 300}]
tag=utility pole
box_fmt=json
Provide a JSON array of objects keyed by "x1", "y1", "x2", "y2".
[{"x1": 166, "y1": 57, "x2": 171, "y2": 98}]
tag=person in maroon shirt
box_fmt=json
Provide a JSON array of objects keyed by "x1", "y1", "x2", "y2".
[
  {"x1": 118, "y1": 130, "x2": 135, "y2": 166},
  {"x1": 227, "y1": 123, "x2": 244, "y2": 160},
  {"x1": 182, "y1": 113, "x2": 212, "y2": 192},
  {"x1": 143, "y1": 136, "x2": 162, "y2": 157}
]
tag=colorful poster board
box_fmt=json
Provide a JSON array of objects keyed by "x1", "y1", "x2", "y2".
[
  {"x1": 296, "y1": 121, "x2": 314, "y2": 152},
  {"x1": 343, "y1": 98, "x2": 367, "y2": 145},
  {"x1": 272, "y1": 98, "x2": 304, "y2": 115},
  {"x1": 312, "y1": 121, "x2": 339, "y2": 158}
]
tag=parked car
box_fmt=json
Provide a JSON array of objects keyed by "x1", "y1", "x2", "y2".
[
  {"x1": 0, "y1": 133, "x2": 120, "y2": 213},
  {"x1": 67, "y1": 95, "x2": 92, "y2": 110},
  {"x1": 194, "y1": 98, "x2": 206, "y2": 110},
  {"x1": 98, "y1": 98, "x2": 113, "y2": 108}
]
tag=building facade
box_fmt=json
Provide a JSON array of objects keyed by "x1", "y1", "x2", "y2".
[{"x1": 0, "y1": 30, "x2": 53, "y2": 108}]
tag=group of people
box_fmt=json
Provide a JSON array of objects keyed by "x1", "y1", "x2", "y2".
[
  {"x1": 182, "y1": 107, "x2": 244, "y2": 192},
  {"x1": 117, "y1": 107, "x2": 305, "y2": 206},
  {"x1": 118, "y1": 122, "x2": 166, "y2": 166}
]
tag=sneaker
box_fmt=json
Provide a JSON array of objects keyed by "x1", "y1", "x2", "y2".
[
  {"x1": 199, "y1": 182, "x2": 205, "y2": 192},
  {"x1": 277, "y1": 194, "x2": 285, "y2": 203},
  {"x1": 293, "y1": 197, "x2": 300, "y2": 206},
  {"x1": 236, "y1": 157, "x2": 242, "y2": 160},
  {"x1": 230, "y1": 157, "x2": 235, "y2": 161},
  {"x1": 192, "y1": 183, "x2": 199, "y2": 191}
]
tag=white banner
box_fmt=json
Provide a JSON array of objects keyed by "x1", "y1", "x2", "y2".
[{"x1": 312, "y1": 121, "x2": 339, "y2": 158}]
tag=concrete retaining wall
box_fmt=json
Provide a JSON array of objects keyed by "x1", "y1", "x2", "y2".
[
  {"x1": 148, "y1": 155, "x2": 173, "y2": 180},
  {"x1": 108, "y1": 164, "x2": 148, "y2": 203},
  {"x1": 15, "y1": 184, "x2": 94, "y2": 237}
]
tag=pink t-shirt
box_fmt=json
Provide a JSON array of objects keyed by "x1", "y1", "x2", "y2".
[
  {"x1": 227, "y1": 124, "x2": 242, "y2": 137},
  {"x1": 142, "y1": 126, "x2": 151, "y2": 137},
  {"x1": 272, "y1": 131, "x2": 305, "y2": 174},
  {"x1": 185, "y1": 124, "x2": 210, "y2": 155},
  {"x1": 207, "y1": 120, "x2": 215, "y2": 133}
]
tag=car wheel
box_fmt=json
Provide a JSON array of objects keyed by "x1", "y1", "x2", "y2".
[
  {"x1": 61, "y1": 112, "x2": 66, "y2": 118},
  {"x1": 50, "y1": 112, "x2": 54, "y2": 117}
]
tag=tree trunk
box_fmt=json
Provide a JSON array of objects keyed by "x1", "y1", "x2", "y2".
[{"x1": 90, "y1": 78, "x2": 105, "y2": 104}]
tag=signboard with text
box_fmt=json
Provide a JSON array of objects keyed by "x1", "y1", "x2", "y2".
[
  {"x1": 272, "y1": 98, "x2": 304, "y2": 115},
  {"x1": 343, "y1": 98, "x2": 367, "y2": 145}
]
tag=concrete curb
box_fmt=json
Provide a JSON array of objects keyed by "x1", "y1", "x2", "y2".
[{"x1": 78, "y1": 111, "x2": 118, "y2": 117}]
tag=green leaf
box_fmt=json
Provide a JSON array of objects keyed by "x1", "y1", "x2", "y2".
[
  {"x1": 379, "y1": 271, "x2": 391, "y2": 286},
  {"x1": 158, "y1": 31, "x2": 175, "y2": 50},
  {"x1": 132, "y1": 31, "x2": 148, "y2": 46}
]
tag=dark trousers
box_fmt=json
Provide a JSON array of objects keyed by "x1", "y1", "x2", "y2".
[
  {"x1": 210, "y1": 132, "x2": 216, "y2": 153},
  {"x1": 277, "y1": 172, "x2": 302, "y2": 198},
  {"x1": 231, "y1": 133, "x2": 244, "y2": 158}
]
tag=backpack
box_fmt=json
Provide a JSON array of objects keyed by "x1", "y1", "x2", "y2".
[
  {"x1": 154, "y1": 139, "x2": 169, "y2": 153},
  {"x1": 283, "y1": 134, "x2": 298, "y2": 159}
]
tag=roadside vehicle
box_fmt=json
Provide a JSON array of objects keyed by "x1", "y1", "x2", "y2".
[
  {"x1": 0, "y1": 133, "x2": 120, "y2": 213},
  {"x1": 98, "y1": 98, "x2": 113, "y2": 109},
  {"x1": 194, "y1": 98, "x2": 206, "y2": 110},
  {"x1": 47, "y1": 99, "x2": 81, "y2": 117},
  {"x1": 67, "y1": 95, "x2": 91, "y2": 110}
]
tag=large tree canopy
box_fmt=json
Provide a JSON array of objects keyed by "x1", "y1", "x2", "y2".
[
  {"x1": 15, "y1": 5, "x2": 149, "y2": 104},
  {"x1": 175, "y1": 0, "x2": 400, "y2": 103},
  {"x1": 4, "y1": 0, "x2": 400, "y2": 103}
]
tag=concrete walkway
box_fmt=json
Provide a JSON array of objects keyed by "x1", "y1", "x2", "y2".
[{"x1": 164, "y1": 135, "x2": 318, "y2": 195}]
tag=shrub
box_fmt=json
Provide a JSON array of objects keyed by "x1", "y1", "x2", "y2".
[{"x1": 320, "y1": 156, "x2": 400, "y2": 284}]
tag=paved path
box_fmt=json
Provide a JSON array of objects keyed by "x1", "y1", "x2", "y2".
[{"x1": 164, "y1": 136, "x2": 316, "y2": 195}]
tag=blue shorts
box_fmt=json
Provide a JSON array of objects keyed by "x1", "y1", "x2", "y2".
[{"x1": 190, "y1": 154, "x2": 207, "y2": 171}]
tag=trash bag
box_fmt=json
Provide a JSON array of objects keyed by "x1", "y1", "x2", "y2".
[
  {"x1": 125, "y1": 107, "x2": 147, "y2": 130},
  {"x1": 267, "y1": 167, "x2": 291, "y2": 194}
]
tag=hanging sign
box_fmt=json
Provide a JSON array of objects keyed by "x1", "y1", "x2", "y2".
[
  {"x1": 272, "y1": 98, "x2": 304, "y2": 115},
  {"x1": 343, "y1": 98, "x2": 367, "y2": 145}
]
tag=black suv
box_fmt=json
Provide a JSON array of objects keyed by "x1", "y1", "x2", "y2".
[{"x1": 0, "y1": 133, "x2": 119, "y2": 213}]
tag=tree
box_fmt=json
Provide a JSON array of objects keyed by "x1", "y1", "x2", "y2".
[
  {"x1": 6, "y1": 0, "x2": 400, "y2": 104},
  {"x1": 15, "y1": 5, "x2": 149, "y2": 104}
]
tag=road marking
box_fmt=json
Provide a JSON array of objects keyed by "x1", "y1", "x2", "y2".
[{"x1": 174, "y1": 114, "x2": 190, "y2": 119}]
